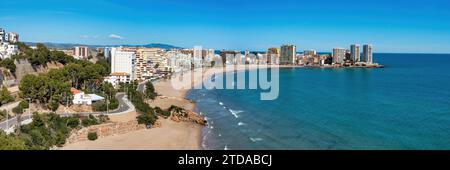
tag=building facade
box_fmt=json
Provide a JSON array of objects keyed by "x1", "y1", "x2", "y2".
[
  {"x1": 332, "y1": 48, "x2": 346, "y2": 64},
  {"x1": 0, "y1": 28, "x2": 5, "y2": 42},
  {"x1": 104, "y1": 72, "x2": 131, "y2": 87},
  {"x1": 280, "y1": 44, "x2": 296, "y2": 65},
  {"x1": 137, "y1": 48, "x2": 166, "y2": 80},
  {"x1": 350, "y1": 44, "x2": 361, "y2": 62},
  {"x1": 7, "y1": 33, "x2": 19, "y2": 43},
  {"x1": 363, "y1": 44, "x2": 373, "y2": 64},
  {"x1": 74, "y1": 46, "x2": 89, "y2": 59},
  {"x1": 111, "y1": 47, "x2": 135, "y2": 80}
]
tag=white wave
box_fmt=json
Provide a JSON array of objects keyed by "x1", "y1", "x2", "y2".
[
  {"x1": 218, "y1": 134, "x2": 222, "y2": 137},
  {"x1": 229, "y1": 109, "x2": 243, "y2": 119},
  {"x1": 210, "y1": 126, "x2": 214, "y2": 129},
  {"x1": 238, "y1": 122, "x2": 246, "y2": 126},
  {"x1": 219, "y1": 102, "x2": 224, "y2": 106},
  {"x1": 250, "y1": 138, "x2": 263, "y2": 142},
  {"x1": 224, "y1": 145, "x2": 229, "y2": 150}
]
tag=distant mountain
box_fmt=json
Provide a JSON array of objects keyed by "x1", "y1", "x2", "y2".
[
  {"x1": 24, "y1": 42, "x2": 95, "y2": 49},
  {"x1": 121, "y1": 43, "x2": 183, "y2": 49},
  {"x1": 23, "y1": 42, "x2": 183, "y2": 50}
]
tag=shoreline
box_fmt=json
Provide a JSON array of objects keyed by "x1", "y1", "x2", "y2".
[{"x1": 61, "y1": 64, "x2": 384, "y2": 150}]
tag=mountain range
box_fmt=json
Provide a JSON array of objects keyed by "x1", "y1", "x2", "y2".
[{"x1": 23, "y1": 42, "x2": 183, "y2": 50}]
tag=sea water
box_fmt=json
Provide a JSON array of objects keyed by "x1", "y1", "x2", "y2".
[{"x1": 187, "y1": 53, "x2": 450, "y2": 150}]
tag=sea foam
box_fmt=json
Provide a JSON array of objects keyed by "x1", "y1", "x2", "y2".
[
  {"x1": 250, "y1": 138, "x2": 263, "y2": 142},
  {"x1": 229, "y1": 109, "x2": 243, "y2": 118}
]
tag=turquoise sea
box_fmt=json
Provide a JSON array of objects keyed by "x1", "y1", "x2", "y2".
[{"x1": 187, "y1": 53, "x2": 450, "y2": 150}]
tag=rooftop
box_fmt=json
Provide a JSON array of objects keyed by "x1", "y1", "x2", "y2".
[
  {"x1": 111, "y1": 72, "x2": 130, "y2": 76},
  {"x1": 70, "y1": 88, "x2": 83, "y2": 95}
]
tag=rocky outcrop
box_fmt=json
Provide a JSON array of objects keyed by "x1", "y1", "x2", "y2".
[
  {"x1": 170, "y1": 109, "x2": 207, "y2": 126},
  {"x1": 65, "y1": 120, "x2": 146, "y2": 144}
]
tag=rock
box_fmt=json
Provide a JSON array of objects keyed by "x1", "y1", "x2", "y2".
[{"x1": 170, "y1": 109, "x2": 206, "y2": 126}]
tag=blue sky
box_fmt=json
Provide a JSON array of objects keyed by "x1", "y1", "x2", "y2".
[{"x1": 1, "y1": 0, "x2": 450, "y2": 53}]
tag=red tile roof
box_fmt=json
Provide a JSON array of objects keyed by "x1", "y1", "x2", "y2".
[{"x1": 70, "y1": 88, "x2": 83, "y2": 95}]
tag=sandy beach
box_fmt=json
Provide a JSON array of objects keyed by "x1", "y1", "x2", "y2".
[
  {"x1": 61, "y1": 65, "x2": 280, "y2": 150},
  {"x1": 61, "y1": 119, "x2": 202, "y2": 150}
]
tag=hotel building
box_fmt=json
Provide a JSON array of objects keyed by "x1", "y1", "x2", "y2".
[
  {"x1": 363, "y1": 44, "x2": 373, "y2": 64},
  {"x1": 332, "y1": 48, "x2": 346, "y2": 64},
  {"x1": 280, "y1": 44, "x2": 296, "y2": 65},
  {"x1": 138, "y1": 48, "x2": 166, "y2": 79},
  {"x1": 111, "y1": 47, "x2": 135, "y2": 80},
  {"x1": 350, "y1": 44, "x2": 361, "y2": 62}
]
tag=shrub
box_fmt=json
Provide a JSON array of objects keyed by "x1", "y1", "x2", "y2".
[
  {"x1": 108, "y1": 98, "x2": 119, "y2": 110},
  {"x1": 0, "y1": 110, "x2": 9, "y2": 121},
  {"x1": 87, "y1": 132, "x2": 98, "y2": 141},
  {"x1": 81, "y1": 116, "x2": 99, "y2": 127},
  {"x1": 155, "y1": 107, "x2": 171, "y2": 118},
  {"x1": 0, "y1": 131, "x2": 28, "y2": 150},
  {"x1": 19, "y1": 100, "x2": 29, "y2": 109},
  {"x1": 66, "y1": 117, "x2": 80, "y2": 128},
  {"x1": 91, "y1": 101, "x2": 107, "y2": 112},
  {"x1": 136, "y1": 111, "x2": 157, "y2": 126},
  {"x1": 12, "y1": 106, "x2": 24, "y2": 115},
  {"x1": 47, "y1": 100, "x2": 60, "y2": 112},
  {"x1": 98, "y1": 115, "x2": 110, "y2": 123}
]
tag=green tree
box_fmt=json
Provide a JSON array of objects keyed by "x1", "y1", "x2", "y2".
[
  {"x1": 0, "y1": 131, "x2": 28, "y2": 150},
  {"x1": 145, "y1": 81, "x2": 157, "y2": 100},
  {"x1": 0, "y1": 58, "x2": 17, "y2": 75},
  {"x1": 96, "y1": 59, "x2": 111, "y2": 75},
  {"x1": 0, "y1": 87, "x2": 14, "y2": 106}
]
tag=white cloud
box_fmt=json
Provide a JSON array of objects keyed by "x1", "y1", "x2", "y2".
[
  {"x1": 81, "y1": 35, "x2": 90, "y2": 39},
  {"x1": 109, "y1": 34, "x2": 123, "y2": 40}
]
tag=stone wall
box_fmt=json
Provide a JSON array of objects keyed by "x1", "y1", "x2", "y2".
[{"x1": 66, "y1": 120, "x2": 146, "y2": 144}]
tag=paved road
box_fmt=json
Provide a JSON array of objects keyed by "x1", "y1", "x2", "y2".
[{"x1": 0, "y1": 92, "x2": 134, "y2": 132}]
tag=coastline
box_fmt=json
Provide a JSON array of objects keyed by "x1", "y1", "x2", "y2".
[{"x1": 61, "y1": 64, "x2": 384, "y2": 150}]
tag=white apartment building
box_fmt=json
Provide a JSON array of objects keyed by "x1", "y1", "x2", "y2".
[
  {"x1": 0, "y1": 43, "x2": 18, "y2": 59},
  {"x1": 111, "y1": 47, "x2": 135, "y2": 80},
  {"x1": 138, "y1": 48, "x2": 166, "y2": 79},
  {"x1": 73, "y1": 46, "x2": 89, "y2": 59},
  {"x1": 0, "y1": 28, "x2": 6, "y2": 42},
  {"x1": 104, "y1": 72, "x2": 131, "y2": 87},
  {"x1": 7, "y1": 33, "x2": 19, "y2": 43}
]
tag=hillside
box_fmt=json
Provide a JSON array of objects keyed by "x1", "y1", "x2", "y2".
[{"x1": 1, "y1": 59, "x2": 64, "y2": 87}]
